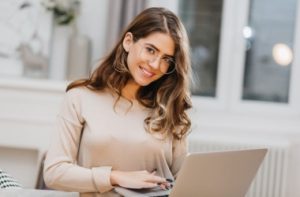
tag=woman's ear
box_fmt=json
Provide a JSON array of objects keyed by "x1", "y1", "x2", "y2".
[{"x1": 122, "y1": 32, "x2": 134, "y2": 52}]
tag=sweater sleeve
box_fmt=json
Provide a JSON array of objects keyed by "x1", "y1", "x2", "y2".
[
  {"x1": 170, "y1": 136, "x2": 188, "y2": 179},
  {"x1": 43, "y1": 88, "x2": 113, "y2": 193}
]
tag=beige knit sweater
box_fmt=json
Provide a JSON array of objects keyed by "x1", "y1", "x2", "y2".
[{"x1": 43, "y1": 87, "x2": 187, "y2": 197}]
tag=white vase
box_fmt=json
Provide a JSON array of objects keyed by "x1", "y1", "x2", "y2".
[{"x1": 49, "y1": 25, "x2": 72, "y2": 80}]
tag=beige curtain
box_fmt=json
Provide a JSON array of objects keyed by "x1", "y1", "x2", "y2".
[{"x1": 105, "y1": 0, "x2": 147, "y2": 50}]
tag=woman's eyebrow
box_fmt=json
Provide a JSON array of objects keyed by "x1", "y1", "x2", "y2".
[{"x1": 145, "y1": 43, "x2": 174, "y2": 58}]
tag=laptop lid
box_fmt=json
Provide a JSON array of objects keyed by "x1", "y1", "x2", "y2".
[{"x1": 169, "y1": 148, "x2": 267, "y2": 197}]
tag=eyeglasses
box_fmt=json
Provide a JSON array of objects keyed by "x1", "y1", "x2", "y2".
[{"x1": 138, "y1": 43, "x2": 176, "y2": 74}]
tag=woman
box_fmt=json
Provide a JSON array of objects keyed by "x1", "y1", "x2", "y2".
[{"x1": 44, "y1": 7, "x2": 192, "y2": 196}]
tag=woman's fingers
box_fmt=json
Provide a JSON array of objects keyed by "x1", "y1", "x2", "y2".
[
  {"x1": 140, "y1": 182, "x2": 159, "y2": 188},
  {"x1": 145, "y1": 174, "x2": 166, "y2": 183},
  {"x1": 135, "y1": 170, "x2": 166, "y2": 183},
  {"x1": 158, "y1": 182, "x2": 172, "y2": 190},
  {"x1": 111, "y1": 170, "x2": 168, "y2": 189}
]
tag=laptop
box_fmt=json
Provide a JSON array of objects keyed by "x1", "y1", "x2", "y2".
[{"x1": 115, "y1": 148, "x2": 267, "y2": 197}]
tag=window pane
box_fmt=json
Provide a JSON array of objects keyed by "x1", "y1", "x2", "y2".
[
  {"x1": 242, "y1": 0, "x2": 297, "y2": 103},
  {"x1": 178, "y1": 0, "x2": 223, "y2": 97}
]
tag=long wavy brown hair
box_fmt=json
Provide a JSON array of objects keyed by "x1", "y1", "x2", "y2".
[{"x1": 67, "y1": 7, "x2": 192, "y2": 140}]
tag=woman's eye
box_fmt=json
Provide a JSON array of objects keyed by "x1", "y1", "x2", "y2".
[{"x1": 146, "y1": 47, "x2": 156, "y2": 54}]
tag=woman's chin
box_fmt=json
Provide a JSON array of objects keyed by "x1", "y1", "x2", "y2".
[
  {"x1": 134, "y1": 78, "x2": 153, "y2": 87},
  {"x1": 137, "y1": 81, "x2": 151, "y2": 87}
]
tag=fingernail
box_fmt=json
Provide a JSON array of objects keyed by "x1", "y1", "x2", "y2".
[{"x1": 166, "y1": 178, "x2": 173, "y2": 183}]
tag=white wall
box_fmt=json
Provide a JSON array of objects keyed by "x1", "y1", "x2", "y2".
[{"x1": 0, "y1": 78, "x2": 66, "y2": 188}]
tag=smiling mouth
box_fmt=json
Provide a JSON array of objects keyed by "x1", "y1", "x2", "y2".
[{"x1": 139, "y1": 66, "x2": 155, "y2": 77}]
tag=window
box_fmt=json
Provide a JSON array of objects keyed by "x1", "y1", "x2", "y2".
[
  {"x1": 242, "y1": 0, "x2": 297, "y2": 103},
  {"x1": 178, "y1": 0, "x2": 223, "y2": 97}
]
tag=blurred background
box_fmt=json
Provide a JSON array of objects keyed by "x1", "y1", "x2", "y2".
[{"x1": 0, "y1": 0, "x2": 300, "y2": 196}]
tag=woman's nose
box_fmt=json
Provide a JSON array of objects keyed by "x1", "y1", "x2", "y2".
[{"x1": 148, "y1": 57, "x2": 161, "y2": 70}]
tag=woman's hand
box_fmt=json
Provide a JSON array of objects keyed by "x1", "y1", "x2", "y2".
[{"x1": 110, "y1": 170, "x2": 167, "y2": 189}]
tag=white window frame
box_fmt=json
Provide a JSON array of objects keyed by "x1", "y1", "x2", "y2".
[{"x1": 228, "y1": 0, "x2": 300, "y2": 118}]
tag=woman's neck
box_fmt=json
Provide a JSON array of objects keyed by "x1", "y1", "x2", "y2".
[{"x1": 122, "y1": 80, "x2": 140, "y2": 100}]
